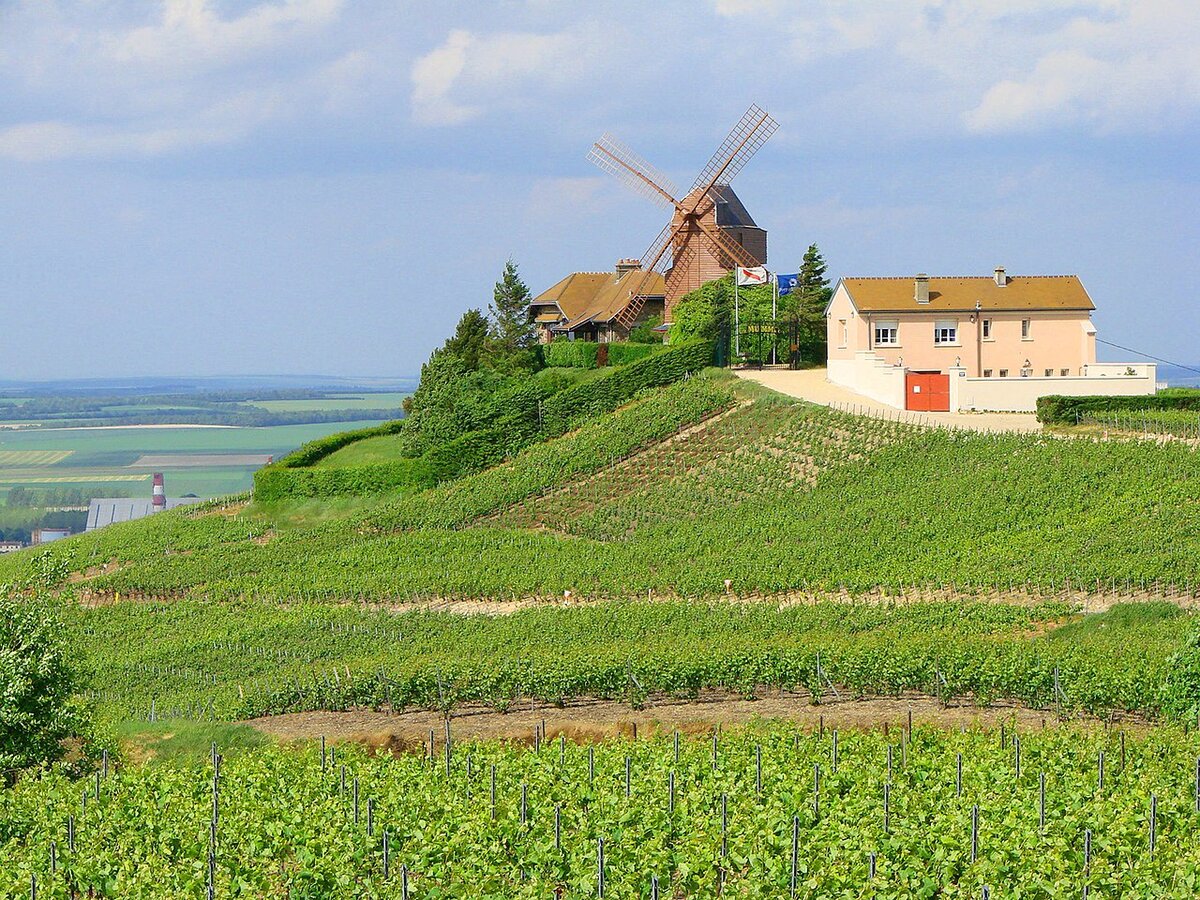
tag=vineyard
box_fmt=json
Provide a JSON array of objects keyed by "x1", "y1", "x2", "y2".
[
  {"x1": 6, "y1": 724, "x2": 1200, "y2": 898},
  {"x1": 66, "y1": 600, "x2": 1199, "y2": 724}
]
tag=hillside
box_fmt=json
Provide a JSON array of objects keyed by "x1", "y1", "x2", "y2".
[
  {"x1": 6, "y1": 364, "x2": 1200, "y2": 897},
  {"x1": 6, "y1": 369, "x2": 1199, "y2": 601}
]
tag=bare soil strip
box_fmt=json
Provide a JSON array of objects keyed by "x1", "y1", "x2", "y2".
[{"x1": 248, "y1": 691, "x2": 1144, "y2": 751}]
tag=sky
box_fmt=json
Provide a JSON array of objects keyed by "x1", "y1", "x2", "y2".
[{"x1": 1, "y1": 1, "x2": 1198, "y2": 379}]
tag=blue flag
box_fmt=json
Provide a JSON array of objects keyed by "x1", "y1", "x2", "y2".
[{"x1": 775, "y1": 272, "x2": 799, "y2": 295}]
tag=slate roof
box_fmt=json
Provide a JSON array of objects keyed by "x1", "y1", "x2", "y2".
[
  {"x1": 86, "y1": 497, "x2": 203, "y2": 531},
  {"x1": 839, "y1": 275, "x2": 1096, "y2": 313},
  {"x1": 530, "y1": 269, "x2": 666, "y2": 331}
]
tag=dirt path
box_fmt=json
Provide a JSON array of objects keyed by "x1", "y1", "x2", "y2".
[{"x1": 248, "y1": 691, "x2": 1138, "y2": 749}]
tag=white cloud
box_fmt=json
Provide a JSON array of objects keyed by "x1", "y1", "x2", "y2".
[
  {"x1": 110, "y1": 0, "x2": 345, "y2": 68},
  {"x1": 410, "y1": 27, "x2": 598, "y2": 127},
  {"x1": 965, "y1": 1, "x2": 1200, "y2": 133}
]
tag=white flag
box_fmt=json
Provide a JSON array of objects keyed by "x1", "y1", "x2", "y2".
[{"x1": 735, "y1": 266, "x2": 768, "y2": 286}]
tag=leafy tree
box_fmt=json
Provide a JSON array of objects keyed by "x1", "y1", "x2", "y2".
[
  {"x1": 443, "y1": 308, "x2": 489, "y2": 371},
  {"x1": 488, "y1": 259, "x2": 535, "y2": 356},
  {"x1": 0, "y1": 593, "x2": 89, "y2": 782},
  {"x1": 795, "y1": 243, "x2": 833, "y2": 345}
]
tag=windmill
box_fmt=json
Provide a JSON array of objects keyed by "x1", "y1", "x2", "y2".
[{"x1": 587, "y1": 104, "x2": 779, "y2": 326}]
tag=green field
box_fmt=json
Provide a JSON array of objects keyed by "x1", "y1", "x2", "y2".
[
  {"x1": 0, "y1": 420, "x2": 388, "y2": 499},
  {"x1": 248, "y1": 392, "x2": 412, "y2": 412}
]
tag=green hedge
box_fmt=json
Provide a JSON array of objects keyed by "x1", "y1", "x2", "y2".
[
  {"x1": 424, "y1": 340, "x2": 713, "y2": 482},
  {"x1": 543, "y1": 341, "x2": 600, "y2": 368},
  {"x1": 605, "y1": 343, "x2": 662, "y2": 366},
  {"x1": 543, "y1": 340, "x2": 663, "y2": 369},
  {"x1": 1036, "y1": 392, "x2": 1200, "y2": 424},
  {"x1": 272, "y1": 419, "x2": 407, "y2": 469},
  {"x1": 256, "y1": 341, "x2": 712, "y2": 500},
  {"x1": 254, "y1": 458, "x2": 435, "y2": 502}
]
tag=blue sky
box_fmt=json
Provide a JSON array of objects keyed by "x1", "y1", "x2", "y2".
[{"x1": 1, "y1": 0, "x2": 1197, "y2": 378}]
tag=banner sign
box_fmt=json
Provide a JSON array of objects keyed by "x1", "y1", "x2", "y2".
[
  {"x1": 735, "y1": 266, "x2": 768, "y2": 286},
  {"x1": 775, "y1": 272, "x2": 799, "y2": 295}
]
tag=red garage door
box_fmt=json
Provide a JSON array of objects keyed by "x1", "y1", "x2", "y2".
[{"x1": 905, "y1": 372, "x2": 950, "y2": 412}]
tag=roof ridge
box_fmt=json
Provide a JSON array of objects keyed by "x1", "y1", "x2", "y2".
[{"x1": 844, "y1": 274, "x2": 1080, "y2": 280}]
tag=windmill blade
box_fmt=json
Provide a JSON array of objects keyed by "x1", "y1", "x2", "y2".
[
  {"x1": 689, "y1": 104, "x2": 779, "y2": 198},
  {"x1": 695, "y1": 217, "x2": 760, "y2": 270},
  {"x1": 637, "y1": 220, "x2": 684, "y2": 274},
  {"x1": 587, "y1": 132, "x2": 680, "y2": 208}
]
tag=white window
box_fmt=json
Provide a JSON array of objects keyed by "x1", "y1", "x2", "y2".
[
  {"x1": 1021, "y1": 318, "x2": 1031, "y2": 340},
  {"x1": 839, "y1": 320, "x2": 848, "y2": 348},
  {"x1": 982, "y1": 319, "x2": 992, "y2": 340},
  {"x1": 933, "y1": 319, "x2": 958, "y2": 345},
  {"x1": 873, "y1": 319, "x2": 899, "y2": 346}
]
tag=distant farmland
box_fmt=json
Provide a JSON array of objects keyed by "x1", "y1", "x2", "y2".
[{"x1": 0, "y1": 419, "x2": 394, "y2": 499}]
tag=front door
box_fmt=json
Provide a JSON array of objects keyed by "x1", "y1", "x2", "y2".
[{"x1": 905, "y1": 372, "x2": 950, "y2": 412}]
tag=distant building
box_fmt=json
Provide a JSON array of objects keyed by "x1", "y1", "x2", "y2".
[
  {"x1": 0, "y1": 541, "x2": 25, "y2": 553},
  {"x1": 825, "y1": 268, "x2": 1156, "y2": 412},
  {"x1": 85, "y1": 473, "x2": 203, "y2": 532},
  {"x1": 32, "y1": 528, "x2": 71, "y2": 545},
  {"x1": 529, "y1": 261, "x2": 666, "y2": 344}
]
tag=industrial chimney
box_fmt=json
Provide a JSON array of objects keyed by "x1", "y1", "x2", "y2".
[
  {"x1": 152, "y1": 473, "x2": 166, "y2": 511},
  {"x1": 994, "y1": 266, "x2": 1007, "y2": 287},
  {"x1": 914, "y1": 273, "x2": 930, "y2": 304}
]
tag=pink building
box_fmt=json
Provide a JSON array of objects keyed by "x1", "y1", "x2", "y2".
[{"x1": 825, "y1": 268, "x2": 1156, "y2": 412}]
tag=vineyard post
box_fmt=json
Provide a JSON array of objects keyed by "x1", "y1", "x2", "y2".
[
  {"x1": 884, "y1": 782, "x2": 890, "y2": 834},
  {"x1": 712, "y1": 730, "x2": 719, "y2": 772},
  {"x1": 340, "y1": 765, "x2": 346, "y2": 795},
  {"x1": 832, "y1": 730, "x2": 838, "y2": 773},
  {"x1": 651, "y1": 874, "x2": 659, "y2": 900},
  {"x1": 29, "y1": 875, "x2": 35, "y2": 900},
  {"x1": 1084, "y1": 828, "x2": 1091, "y2": 876},
  {"x1": 560, "y1": 734, "x2": 566, "y2": 768},
  {"x1": 353, "y1": 778, "x2": 360, "y2": 824},
  {"x1": 102, "y1": 750, "x2": 108, "y2": 780},
  {"x1": 1195, "y1": 757, "x2": 1199, "y2": 813},
  {"x1": 790, "y1": 815, "x2": 799, "y2": 897},
  {"x1": 668, "y1": 771, "x2": 675, "y2": 815},
  {"x1": 367, "y1": 797, "x2": 375, "y2": 837},
  {"x1": 720, "y1": 793, "x2": 728, "y2": 859},
  {"x1": 590, "y1": 746, "x2": 596, "y2": 784},
  {"x1": 1149, "y1": 794, "x2": 1157, "y2": 852},
  {"x1": 320, "y1": 736, "x2": 326, "y2": 773},
  {"x1": 520, "y1": 782, "x2": 528, "y2": 826},
  {"x1": 1098, "y1": 751, "x2": 1104, "y2": 792},
  {"x1": 490, "y1": 765, "x2": 496, "y2": 821},
  {"x1": 555, "y1": 805, "x2": 562, "y2": 850},
  {"x1": 813, "y1": 764, "x2": 820, "y2": 821},
  {"x1": 956, "y1": 753, "x2": 962, "y2": 798},
  {"x1": 625, "y1": 756, "x2": 632, "y2": 798},
  {"x1": 970, "y1": 805, "x2": 979, "y2": 862},
  {"x1": 597, "y1": 837, "x2": 606, "y2": 898},
  {"x1": 1015, "y1": 737, "x2": 1021, "y2": 780},
  {"x1": 888, "y1": 746, "x2": 893, "y2": 782},
  {"x1": 49, "y1": 842, "x2": 56, "y2": 874},
  {"x1": 756, "y1": 744, "x2": 762, "y2": 794},
  {"x1": 382, "y1": 830, "x2": 389, "y2": 878},
  {"x1": 674, "y1": 731, "x2": 680, "y2": 763},
  {"x1": 401, "y1": 865, "x2": 409, "y2": 900}
]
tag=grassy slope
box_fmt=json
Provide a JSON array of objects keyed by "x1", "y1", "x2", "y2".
[{"x1": 4, "y1": 370, "x2": 1200, "y2": 598}]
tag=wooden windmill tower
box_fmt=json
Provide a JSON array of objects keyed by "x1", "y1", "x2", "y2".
[{"x1": 587, "y1": 104, "x2": 779, "y2": 324}]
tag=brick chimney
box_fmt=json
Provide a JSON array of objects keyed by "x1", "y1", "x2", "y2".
[
  {"x1": 615, "y1": 258, "x2": 642, "y2": 275},
  {"x1": 994, "y1": 266, "x2": 1007, "y2": 287},
  {"x1": 914, "y1": 273, "x2": 930, "y2": 304}
]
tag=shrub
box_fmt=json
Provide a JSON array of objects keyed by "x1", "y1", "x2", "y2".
[
  {"x1": 606, "y1": 343, "x2": 662, "y2": 366},
  {"x1": 543, "y1": 340, "x2": 600, "y2": 369},
  {"x1": 0, "y1": 594, "x2": 89, "y2": 782},
  {"x1": 1036, "y1": 392, "x2": 1200, "y2": 424}
]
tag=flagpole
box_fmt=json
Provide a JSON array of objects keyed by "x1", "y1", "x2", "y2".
[
  {"x1": 733, "y1": 271, "x2": 739, "y2": 359},
  {"x1": 771, "y1": 271, "x2": 777, "y2": 366}
]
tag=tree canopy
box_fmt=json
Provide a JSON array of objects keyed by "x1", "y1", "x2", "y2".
[{"x1": 489, "y1": 259, "x2": 535, "y2": 355}]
